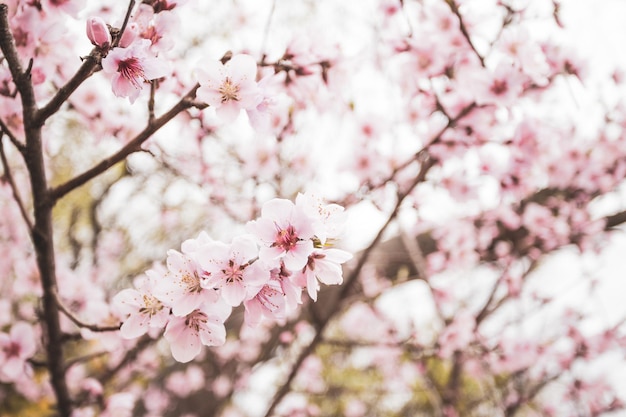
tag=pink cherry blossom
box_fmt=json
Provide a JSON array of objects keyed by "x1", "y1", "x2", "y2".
[
  {"x1": 196, "y1": 54, "x2": 262, "y2": 122},
  {"x1": 294, "y1": 248, "x2": 352, "y2": 302},
  {"x1": 101, "y1": 40, "x2": 168, "y2": 103},
  {"x1": 197, "y1": 235, "x2": 270, "y2": 307},
  {"x1": 243, "y1": 278, "x2": 287, "y2": 327},
  {"x1": 246, "y1": 198, "x2": 315, "y2": 271},
  {"x1": 154, "y1": 249, "x2": 219, "y2": 317},
  {"x1": 163, "y1": 301, "x2": 230, "y2": 363},
  {"x1": 0, "y1": 321, "x2": 36, "y2": 382},
  {"x1": 113, "y1": 272, "x2": 170, "y2": 339}
]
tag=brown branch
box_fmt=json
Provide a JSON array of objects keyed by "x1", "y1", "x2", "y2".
[
  {"x1": 605, "y1": 209, "x2": 626, "y2": 230},
  {"x1": 262, "y1": 101, "x2": 478, "y2": 417},
  {"x1": 113, "y1": 0, "x2": 137, "y2": 48},
  {"x1": 0, "y1": 5, "x2": 73, "y2": 416},
  {"x1": 0, "y1": 116, "x2": 25, "y2": 152},
  {"x1": 49, "y1": 83, "x2": 202, "y2": 202},
  {"x1": 444, "y1": 0, "x2": 485, "y2": 67},
  {"x1": 53, "y1": 290, "x2": 121, "y2": 333},
  {"x1": 263, "y1": 156, "x2": 436, "y2": 417},
  {"x1": 0, "y1": 134, "x2": 33, "y2": 230},
  {"x1": 34, "y1": 52, "x2": 102, "y2": 127}
]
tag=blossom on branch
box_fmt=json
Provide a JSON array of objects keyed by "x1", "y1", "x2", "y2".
[
  {"x1": 247, "y1": 198, "x2": 316, "y2": 271},
  {"x1": 0, "y1": 322, "x2": 36, "y2": 382},
  {"x1": 196, "y1": 54, "x2": 262, "y2": 122},
  {"x1": 197, "y1": 235, "x2": 270, "y2": 307},
  {"x1": 101, "y1": 40, "x2": 168, "y2": 103}
]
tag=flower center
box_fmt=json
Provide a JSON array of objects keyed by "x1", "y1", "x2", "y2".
[
  {"x1": 275, "y1": 224, "x2": 299, "y2": 252},
  {"x1": 118, "y1": 57, "x2": 146, "y2": 89},
  {"x1": 181, "y1": 271, "x2": 203, "y2": 293},
  {"x1": 257, "y1": 285, "x2": 281, "y2": 312},
  {"x1": 490, "y1": 79, "x2": 508, "y2": 95},
  {"x1": 3, "y1": 341, "x2": 21, "y2": 358},
  {"x1": 184, "y1": 310, "x2": 209, "y2": 332},
  {"x1": 219, "y1": 77, "x2": 240, "y2": 102},
  {"x1": 223, "y1": 260, "x2": 244, "y2": 283},
  {"x1": 139, "y1": 294, "x2": 163, "y2": 316}
]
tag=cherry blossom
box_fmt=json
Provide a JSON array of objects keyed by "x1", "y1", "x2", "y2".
[
  {"x1": 0, "y1": 322, "x2": 36, "y2": 382},
  {"x1": 246, "y1": 198, "x2": 316, "y2": 271},
  {"x1": 197, "y1": 235, "x2": 270, "y2": 306},
  {"x1": 113, "y1": 272, "x2": 170, "y2": 339},
  {"x1": 195, "y1": 54, "x2": 262, "y2": 122},
  {"x1": 154, "y1": 249, "x2": 219, "y2": 317},
  {"x1": 163, "y1": 302, "x2": 230, "y2": 363},
  {"x1": 86, "y1": 16, "x2": 111, "y2": 49},
  {"x1": 295, "y1": 248, "x2": 352, "y2": 301},
  {"x1": 100, "y1": 39, "x2": 168, "y2": 103},
  {"x1": 243, "y1": 278, "x2": 287, "y2": 327}
]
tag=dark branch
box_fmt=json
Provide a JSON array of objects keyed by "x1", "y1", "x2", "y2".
[
  {"x1": 0, "y1": 134, "x2": 33, "y2": 230},
  {"x1": 54, "y1": 290, "x2": 121, "y2": 333},
  {"x1": 49, "y1": 83, "x2": 202, "y2": 202}
]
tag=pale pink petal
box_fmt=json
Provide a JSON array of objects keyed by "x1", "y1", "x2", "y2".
[
  {"x1": 221, "y1": 281, "x2": 247, "y2": 306},
  {"x1": 227, "y1": 54, "x2": 257, "y2": 84},
  {"x1": 164, "y1": 319, "x2": 201, "y2": 363},
  {"x1": 120, "y1": 313, "x2": 150, "y2": 339},
  {"x1": 216, "y1": 100, "x2": 243, "y2": 122},
  {"x1": 196, "y1": 85, "x2": 223, "y2": 108}
]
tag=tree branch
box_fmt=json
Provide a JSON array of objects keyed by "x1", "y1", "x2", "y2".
[
  {"x1": 263, "y1": 156, "x2": 436, "y2": 417},
  {"x1": 34, "y1": 53, "x2": 102, "y2": 127},
  {"x1": 53, "y1": 290, "x2": 121, "y2": 333},
  {"x1": 0, "y1": 5, "x2": 73, "y2": 416},
  {"x1": 444, "y1": 0, "x2": 485, "y2": 67},
  {"x1": 0, "y1": 134, "x2": 33, "y2": 230},
  {"x1": 0, "y1": 116, "x2": 25, "y2": 152},
  {"x1": 49, "y1": 83, "x2": 202, "y2": 202}
]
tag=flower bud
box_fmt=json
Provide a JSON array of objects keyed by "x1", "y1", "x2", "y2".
[{"x1": 86, "y1": 17, "x2": 111, "y2": 49}]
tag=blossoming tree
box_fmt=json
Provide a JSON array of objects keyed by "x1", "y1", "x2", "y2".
[{"x1": 1, "y1": 0, "x2": 626, "y2": 416}]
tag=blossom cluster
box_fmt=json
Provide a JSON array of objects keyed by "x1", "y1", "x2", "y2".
[{"x1": 113, "y1": 192, "x2": 351, "y2": 362}]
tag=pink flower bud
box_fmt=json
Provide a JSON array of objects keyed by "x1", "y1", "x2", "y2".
[{"x1": 86, "y1": 17, "x2": 111, "y2": 49}]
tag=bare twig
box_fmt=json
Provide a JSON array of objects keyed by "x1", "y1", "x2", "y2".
[
  {"x1": 53, "y1": 290, "x2": 121, "y2": 333},
  {"x1": 444, "y1": 0, "x2": 485, "y2": 67},
  {"x1": 0, "y1": 134, "x2": 33, "y2": 230},
  {"x1": 34, "y1": 52, "x2": 102, "y2": 127},
  {"x1": 49, "y1": 83, "x2": 202, "y2": 202},
  {"x1": 113, "y1": 0, "x2": 137, "y2": 48},
  {"x1": 65, "y1": 350, "x2": 110, "y2": 372},
  {"x1": 0, "y1": 116, "x2": 25, "y2": 152}
]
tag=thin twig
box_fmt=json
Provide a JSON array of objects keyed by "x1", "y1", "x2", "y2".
[
  {"x1": 64, "y1": 350, "x2": 110, "y2": 372},
  {"x1": 53, "y1": 290, "x2": 121, "y2": 332},
  {"x1": 34, "y1": 52, "x2": 102, "y2": 126},
  {"x1": 0, "y1": 116, "x2": 25, "y2": 152},
  {"x1": 148, "y1": 80, "x2": 156, "y2": 122},
  {"x1": 49, "y1": 83, "x2": 202, "y2": 202},
  {"x1": 113, "y1": 0, "x2": 137, "y2": 48},
  {"x1": 263, "y1": 156, "x2": 436, "y2": 417},
  {"x1": 0, "y1": 134, "x2": 33, "y2": 230},
  {"x1": 444, "y1": 0, "x2": 485, "y2": 67},
  {"x1": 260, "y1": 0, "x2": 277, "y2": 57}
]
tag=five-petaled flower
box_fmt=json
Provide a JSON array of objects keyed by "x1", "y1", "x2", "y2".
[
  {"x1": 196, "y1": 54, "x2": 262, "y2": 122},
  {"x1": 247, "y1": 198, "x2": 315, "y2": 271},
  {"x1": 101, "y1": 39, "x2": 168, "y2": 103},
  {"x1": 197, "y1": 235, "x2": 270, "y2": 306}
]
